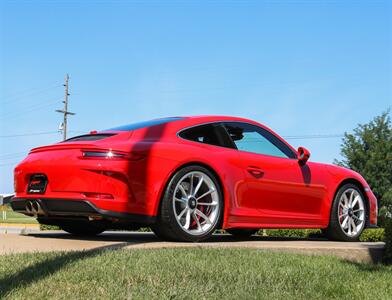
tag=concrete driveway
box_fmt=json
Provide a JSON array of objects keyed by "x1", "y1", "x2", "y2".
[{"x1": 0, "y1": 231, "x2": 385, "y2": 263}]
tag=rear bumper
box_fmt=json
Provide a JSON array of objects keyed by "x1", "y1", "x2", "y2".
[{"x1": 10, "y1": 198, "x2": 156, "y2": 224}]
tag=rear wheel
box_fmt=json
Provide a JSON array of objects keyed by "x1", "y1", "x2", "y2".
[
  {"x1": 226, "y1": 228, "x2": 258, "y2": 238},
  {"x1": 152, "y1": 165, "x2": 223, "y2": 242},
  {"x1": 60, "y1": 221, "x2": 105, "y2": 236},
  {"x1": 325, "y1": 184, "x2": 366, "y2": 242}
]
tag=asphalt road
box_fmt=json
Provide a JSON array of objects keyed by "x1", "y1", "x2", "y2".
[{"x1": 0, "y1": 231, "x2": 385, "y2": 263}]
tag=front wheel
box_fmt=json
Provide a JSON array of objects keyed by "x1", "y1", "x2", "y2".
[
  {"x1": 325, "y1": 184, "x2": 367, "y2": 241},
  {"x1": 152, "y1": 165, "x2": 223, "y2": 242}
]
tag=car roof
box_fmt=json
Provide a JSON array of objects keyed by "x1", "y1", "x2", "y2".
[
  {"x1": 182, "y1": 115, "x2": 256, "y2": 123},
  {"x1": 101, "y1": 115, "x2": 297, "y2": 155},
  {"x1": 104, "y1": 115, "x2": 259, "y2": 133}
]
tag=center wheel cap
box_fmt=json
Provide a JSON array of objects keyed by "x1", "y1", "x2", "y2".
[{"x1": 188, "y1": 197, "x2": 197, "y2": 209}]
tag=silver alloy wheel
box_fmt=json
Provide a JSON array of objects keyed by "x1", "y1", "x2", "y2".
[
  {"x1": 338, "y1": 188, "x2": 365, "y2": 237},
  {"x1": 172, "y1": 171, "x2": 220, "y2": 235}
]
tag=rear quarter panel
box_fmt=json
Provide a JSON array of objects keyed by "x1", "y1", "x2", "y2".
[{"x1": 142, "y1": 140, "x2": 245, "y2": 227}]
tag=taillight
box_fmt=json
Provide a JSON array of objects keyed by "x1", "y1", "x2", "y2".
[{"x1": 80, "y1": 149, "x2": 143, "y2": 161}]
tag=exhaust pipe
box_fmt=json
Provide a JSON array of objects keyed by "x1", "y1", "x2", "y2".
[
  {"x1": 25, "y1": 200, "x2": 46, "y2": 216},
  {"x1": 32, "y1": 201, "x2": 45, "y2": 216},
  {"x1": 25, "y1": 201, "x2": 33, "y2": 215}
]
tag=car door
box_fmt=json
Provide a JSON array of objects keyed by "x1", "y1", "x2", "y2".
[{"x1": 223, "y1": 121, "x2": 327, "y2": 226}]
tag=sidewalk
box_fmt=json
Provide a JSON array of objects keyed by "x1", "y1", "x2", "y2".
[
  {"x1": 0, "y1": 223, "x2": 40, "y2": 234},
  {"x1": 0, "y1": 231, "x2": 385, "y2": 263}
]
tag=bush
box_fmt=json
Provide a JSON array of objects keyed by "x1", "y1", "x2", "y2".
[
  {"x1": 359, "y1": 228, "x2": 385, "y2": 242},
  {"x1": 40, "y1": 224, "x2": 60, "y2": 231},
  {"x1": 383, "y1": 220, "x2": 392, "y2": 264},
  {"x1": 254, "y1": 228, "x2": 385, "y2": 241},
  {"x1": 378, "y1": 188, "x2": 392, "y2": 227},
  {"x1": 261, "y1": 229, "x2": 322, "y2": 238},
  {"x1": 138, "y1": 227, "x2": 152, "y2": 232}
]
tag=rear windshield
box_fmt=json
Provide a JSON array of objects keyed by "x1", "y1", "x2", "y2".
[
  {"x1": 107, "y1": 117, "x2": 184, "y2": 131},
  {"x1": 64, "y1": 133, "x2": 116, "y2": 142}
]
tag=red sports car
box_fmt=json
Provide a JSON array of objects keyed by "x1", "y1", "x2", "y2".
[{"x1": 11, "y1": 116, "x2": 378, "y2": 241}]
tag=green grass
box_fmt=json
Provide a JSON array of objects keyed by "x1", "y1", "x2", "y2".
[
  {"x1": 1, "y1": 248, "x2": 391, "y2": 299},
  {"x1": 0, "y1": 206, "x2": 37, "y2": 224}
]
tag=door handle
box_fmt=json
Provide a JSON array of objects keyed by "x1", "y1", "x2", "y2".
[{"x1": 247, "y1": 167, "x2": 264, "y2": 179}]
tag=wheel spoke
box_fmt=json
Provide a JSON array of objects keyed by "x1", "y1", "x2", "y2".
[
  {"x1": 193, "y1": 176, "x2": 204, "y2": 197},
  {"x1": 177, "y1": 207, "x2": 188, "y2": 220},
  {"x1": 341, "y1": 216, "x2": 349, "y2": 229},
  {"x1": 350, "y1": 218, "x2": 357, "y2": 234},
  {"x1": 351, "y1": 196, "x2": 359, "y2": 208},
  {"x1": 352, "y1": 215, "x2": 363, "y2": 222},
  {"x1": 189, "y1": 173, "x2": 194, "y2": 195},
  {"x1": 178, "y1": 184, "x2": 188, "y2": 198},
  {"x1": 195, "y1": 209, "x2": 212, "y2": 224},
  {"x1": 342, "y1": 193, "x2": 349, "y2": 207},
  {"x1": 352, "y1": 208, "x2": 364, "y2": 213},
  {"x1": 197, "y1": 201, "x2": 218, "y2": 206},
  {"x1": 349, "y1": 190, "x2": 355, "y2": 207},
  {"x1": 193, "y1": 212, "x2": 202, "y2": 231},
  {"x1": 196, "y1": 189, "x2": 215, "y2": 201},
  {"x1": 339, "y1": 212, "x2": 348, "y2": 218},
  {"x1": 184, "y1": 209, "x2": 191, "y2": 229},
  {"x1": 175, "y1": 197, "x2": 187, "y2": 204}
]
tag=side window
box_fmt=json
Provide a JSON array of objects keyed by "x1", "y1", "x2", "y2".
[
  {"x1": 223, "y1": 122, "x2": 296, "y2": 159},
  {"x1": 179, "y1": 123, "x2": 236, "y2": 149}
]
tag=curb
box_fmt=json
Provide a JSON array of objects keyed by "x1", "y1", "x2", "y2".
[{"x1": 0, "y1": 223, "x2": 39, "y2": 228}]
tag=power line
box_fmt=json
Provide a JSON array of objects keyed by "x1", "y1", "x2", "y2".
[
  {"x1": 0, "y1": 97, "x2": 62, "y2": 115},
  {"x1": 0, "y1": 98, "x2": 63, "y2": 120},
  {"x1": 0, "y1": 131, "x2": 59, "y2": 138},
  {"x1": 0, "y1": 130, "x2": 84, "y2": 138},
  {"x1": 283, "y1": 134, "x2": 345, "y2": 140},
  {"x1": 1, "y1": 80, "x2": 59, "y2": 98},
  {"x1": 0, "y1": 83, "x2": 62, "y2": 105}
]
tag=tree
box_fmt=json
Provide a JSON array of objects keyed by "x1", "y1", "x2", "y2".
[{"x1": 335, "y1": 111, "x2": 392, "y2": 223}]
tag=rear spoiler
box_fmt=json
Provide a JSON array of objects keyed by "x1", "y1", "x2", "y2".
[{"x1": 30, "y1": 143, "x2": 100, "y2": 154}]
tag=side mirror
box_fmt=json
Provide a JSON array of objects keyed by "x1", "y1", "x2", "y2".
[{"x1": 297, "y1": 147, "x2": 310, "y2": 165}]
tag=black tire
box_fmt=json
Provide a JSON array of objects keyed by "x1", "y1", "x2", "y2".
[
  {"x1": 151, "y1": 165, "x2": 223, "y2": 242},
  {"x1": 226, "y1": 228, "x2": 258, "y2": 238},
  {"x1": 150, "y1": 224, "x2": 176, "y2": 241},
  {"x1": 325, "y1": 183, "x2": 367, "y2": 242},
  {"x1": 60, "y1": 221, "x2": 105, "y2": 236}
]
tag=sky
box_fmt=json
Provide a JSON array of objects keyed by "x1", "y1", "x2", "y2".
[{"x1": 0, "y1": 0, "x2": 391, "y2": 193}]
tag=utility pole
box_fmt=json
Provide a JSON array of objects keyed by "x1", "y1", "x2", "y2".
[{"x1": 56, "y1": 74, "x2": 75, "y2": 140}]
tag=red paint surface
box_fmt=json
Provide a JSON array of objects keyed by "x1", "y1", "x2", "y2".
[{"x1": 13, "y1": 116, "x2": 378, "y2": 228}]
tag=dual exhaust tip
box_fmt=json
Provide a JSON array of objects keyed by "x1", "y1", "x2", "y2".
[{"x1": 25, "y1": 200, "x2": 46, "y2": 216}]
